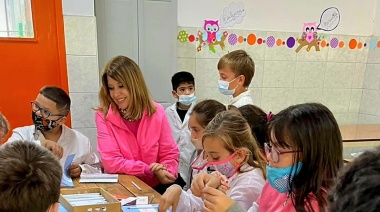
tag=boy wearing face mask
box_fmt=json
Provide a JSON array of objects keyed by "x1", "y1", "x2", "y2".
[
  {"x1": 165, "y1": 71, "x2": 196, "y2": 190},
  {"x1": 218, "y1": 50, "x2": 255, "y2": 107},
  {"x1": 7, "y1": 86, "x2": 100, "y2": 178}
]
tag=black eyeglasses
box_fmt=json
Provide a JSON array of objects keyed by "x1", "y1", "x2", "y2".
[
  {"x1": 264, "y1": 143, "x2": 300, "y2": 163},
  {"x1": 31, "y1": 101, "x2": 66, "y2": 119}
]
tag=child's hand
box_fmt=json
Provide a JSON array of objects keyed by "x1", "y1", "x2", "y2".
[
  {"x1": 158, "y1": 185, "x2": 182, "y2": 212},
  {"x1": 150, "y1": 163, "x2": 167, "y2": 172},
  {"x1": 212, "y1": 171, "x2": 230, "y2": 193},
  {"x1": 41, "y1": 139, "x2": 63, "y2": 159},
  {"x1": 154, "y1": 169, "x2": 175, "y2": 184},
  {"x1": 191, "y1": 172, "x2": 221, "y2": 197},
  {"x1": 202, "y1": 186, "x2": 235, "y2": 212},
  {"x1": 68, "y1": 163, "x2": 82, "y2": 178}
]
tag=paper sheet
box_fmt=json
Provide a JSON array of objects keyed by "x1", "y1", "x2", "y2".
[{"x1": 61, "y1": 153, "x2": 75, "y2": 187}]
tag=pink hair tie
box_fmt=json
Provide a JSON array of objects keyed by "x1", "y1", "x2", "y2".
[{"x1": 266, "y1": 112, "x2": 273, "y2": 121}]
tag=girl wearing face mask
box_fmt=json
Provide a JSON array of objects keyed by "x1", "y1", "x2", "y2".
[
  {"x1": 159, "y1": 110, "x2": 267, "y2": 212},
  {"x1": 200, "y1": 103, "x2": 343, "y2": 212}
]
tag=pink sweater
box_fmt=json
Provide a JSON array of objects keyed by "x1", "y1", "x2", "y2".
[{"x1": 96, "y1": 102, "x2": 180, "y2": 187}]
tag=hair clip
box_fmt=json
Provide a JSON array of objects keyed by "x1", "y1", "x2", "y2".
[{"x1": 266, "y1": 112, "x2": 273, "y2": 121}]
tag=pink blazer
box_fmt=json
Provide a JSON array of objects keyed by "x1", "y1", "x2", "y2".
[{"x1": 96, "y1": 102, "x2": 179, "y2": 187}]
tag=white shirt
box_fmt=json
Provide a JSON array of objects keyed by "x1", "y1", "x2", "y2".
[
  {"x1": 165, "y1": 102, "x2": 195, "y2": 189},
  {"x1": 230, "y1": 90, "x2": 254, "y2": 108},
  {"x1": 7, "y1": 125, "x2": 100, "y2": 174},
  {"x1": 177, "y1": 164, "x2": 266, "y2": 212}
]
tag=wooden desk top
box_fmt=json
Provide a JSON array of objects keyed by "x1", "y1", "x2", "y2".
[
  {"x1": 65, "y1": 175, "x2": 161, "y2": 204},
  {"x1": 339, "y1": 124, "x2": 380, "y2": 142}
]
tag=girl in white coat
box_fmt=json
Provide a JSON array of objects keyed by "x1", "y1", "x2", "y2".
[{"x1": 158, "y1": 110, "x2": 267, "y2": 212}]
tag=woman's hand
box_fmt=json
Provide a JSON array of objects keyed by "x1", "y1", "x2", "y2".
[
  {"x1": 202, "y1": 187, "x2": 235, "y2": 212},
  {"x1": 154, "y1": 169, "x2": 176, "y2": 184},
  {"x1": 191, "y1": 172, "x2": 221, "y2": 197},
  {"x1": 158, "y1": 185, "x2": 182, "y2": 212},
  {"x1": 150, "y1": 163, "x2": 167, "y2": 172}
]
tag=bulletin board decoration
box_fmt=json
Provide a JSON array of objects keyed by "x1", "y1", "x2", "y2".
[{"x1": 197, "y1": 20, "x2": 228, "y2": 53}]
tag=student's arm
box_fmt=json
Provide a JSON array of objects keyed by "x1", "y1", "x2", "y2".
[
  {"x1": 7, "y1": 128, "x2": 40, "y2": 145},
  {"x1": 159, "y1": 185, "x2": 204, "y2": 212},
  {"x1": 95, "y1": 112, "x2": 152, "y2": 177},
  {"x1": 157, "y1": 109, "x2": 180, "y2": 178}
]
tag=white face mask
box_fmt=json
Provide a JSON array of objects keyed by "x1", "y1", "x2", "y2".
[
  {"x1": 190, "y1": 137, "x2": 202, "y2": 150},
  {"x1": 218, "y1": 77, "x2": 238, "y2": 96}
]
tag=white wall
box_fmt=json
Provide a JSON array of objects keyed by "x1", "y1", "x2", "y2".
[
  {"x1": 373, "y1": 0, "x2": 380, "y2": 35},
  {"x1": 178, "y1": 0, "x2": 376, "y2": 36},
  {"x1": 62, "y1": 0, "x2": 94, "y2": 16}
]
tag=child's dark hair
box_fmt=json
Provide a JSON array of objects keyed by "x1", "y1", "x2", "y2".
[
  {"x1": 191, "y1": 100, "x2": 237, "y2": 128},
  {"x1": 238, "y1": 105, "x2": 267, "y2": 150},
  {"x1": 267, "y1": 103, "x2": 343, "y2": 212},
  {"x1": 39, "y1": 86, "x2": 71, "y2": 115},
  {"x1": 171, "y1": 71, "x2": 195, "y2": 91},
  {"x1": 328, "y1": 147, "x2": 380, "y2": 212}
]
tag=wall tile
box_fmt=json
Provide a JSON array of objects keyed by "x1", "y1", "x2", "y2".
[
  {"x1": 346, "y1": 113, "x2": 358, "y2": 125},
  {"x1": 327, "y1": 35, "x2": 358, "y2": 62},
  {"x1": 177, "y1": 27, "x2": 197, "y2": 58},
  {"x1": 359, "y1": 89, "x2": 380, "y2": 115},
  {"x1": 236, "y1": 30, "x2": 267, "y2": 61},
  {"x1": 195, "y1": 58, "x2": 219, "y2": 87},
  {"x1": 322, "y1": 89, "x2": 351, "y2": 113},
  {"x1": 177, "y1": 58, "x2": 196, "y2": 77},
  {"x1": 352, "y1": 63, "x2": 366, "y2": 88},
  {"x1": 349, "y1": 89, "x2": 362, "y2": 113},
  {"x1": 356, "y1": 36, "x2": 370, "y2": 63},
  {"x1": 334, "y1": 113, "x2": 348, "y2": 125},
  {"x1": 64, "y1": 16, "x2": 97, "y2": 55},
  {"x1": 250, "y1": 60, "x2": 264, "y2": 88},
  {"x1": 292, "y1": 88, "x2": 323, "y2": 105},
  {"x1": 250, "y1": 88, "x2": 262, "y2": 107},
  {"x1": 69, "y1": 93, "x2": 99, "y2": 128},
  {"x1": 367, "y1": 36, "x2": 380, "y2": 63},
  {"x1": 264, "y1": 32, "x2": 297, "y2": 61},
  {"x1": 262, "y1": 61, "x2": 296, "y2": 88},
  {"x1": 357, "y1": 114, "x2": 380, "y2": 124},
  {"x1": 195, "y1": 86, "x2": 229, "y2": 105},
  {"x1": 363, "y1": 63, "x2": 380, "y2": 90},
  {"x1": 294, "y1": 61, "x2": 326, "y2": 88},
  {"x1": 324, "y1": 62, "x2": 355, "y2": 89},
  {"x1": 67, "y1": 55, "x2": 99, "y2": 93},
  {"x1": 261, "y1": 88, "x2": 293, "y2": 113}
]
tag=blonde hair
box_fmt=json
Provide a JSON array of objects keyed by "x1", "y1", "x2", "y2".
[
  {"x1": 0, "y1": 112, "x2": 10, "y2": 141},
  {"x1": 203, "y1": 110, "x2": 266, "y2": 178},
  {"x1": 98, "y1": 55, "x2": 156, "y2": 119},
  {"x1": 217, "y1": 50, "x2": 255, "y2": 87}
]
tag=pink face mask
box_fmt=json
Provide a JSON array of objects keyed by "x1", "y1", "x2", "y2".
[{"x1": 191, "y1": 151, "x2": 239, "y2": 178}]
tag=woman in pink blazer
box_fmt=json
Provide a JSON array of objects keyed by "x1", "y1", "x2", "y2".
[{"x1": 96, "y1": 55, "x2": 181, "y2": 194}]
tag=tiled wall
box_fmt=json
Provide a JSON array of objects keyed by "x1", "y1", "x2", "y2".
[
  {"x1": 177, "y1": 27, "x2": 376, "y2": 125},
  {"x1": 359, "y1": 36, "x2": 380, "y2": 124},
  {"x1": 63, "y1": 3, "x2": 99, "y2": 155}
]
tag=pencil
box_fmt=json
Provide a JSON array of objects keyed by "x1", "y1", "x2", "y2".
[{"x1": 131, "y1": 181, "x2": 142, "y2": 191}]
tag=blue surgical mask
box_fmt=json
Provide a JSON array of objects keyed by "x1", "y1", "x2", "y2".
[
  {"x1": 218, "y1": 78, "x2": 238, "y2": 96},
  {"x1": 266, "y1": 162, "x2": 303, "y2": 193},
  {"x1": 178, "y1": 93, "x2": 196, "y2": 106}
]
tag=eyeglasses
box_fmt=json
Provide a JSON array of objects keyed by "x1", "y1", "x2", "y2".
[
  {"x1": 264, "y1": 143, "x2": 300, "y2": 163},
  {"x1": 31, "y1": 101, "x2": 66, "y2": 119}
]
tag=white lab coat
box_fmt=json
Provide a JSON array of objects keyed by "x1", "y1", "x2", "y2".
[
  {"x1": 230, "y1": 90, "x2": 254, "y2": 108},
  {"x1": 165, "y1": 102, "x2": 195, "y2": 189},
  {"x1": 176, "y1": 164, "x2": 266, "y2": 212},
  {"x1": 7, "y1": 125, "x2": 101, "y2": 174}
]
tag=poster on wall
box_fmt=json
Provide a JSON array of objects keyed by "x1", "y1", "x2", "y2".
[
  {"x1": 219, "y1": 2, "x2": 246, "y2": 28},
  {"x1": 296, "y1": 7, "x2": 340, "y2": 53}
]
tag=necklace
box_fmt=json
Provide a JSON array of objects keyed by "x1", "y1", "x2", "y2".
[{"x1": 119, "y1": 109, "x2": 135, "y2": 122}]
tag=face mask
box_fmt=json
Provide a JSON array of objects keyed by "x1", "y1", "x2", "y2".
[
  {"x1": 32, "y1": 111, "x2": 60, "y2": 132},
  {"x1": 190, "y1": 137, "x2": 203, "y2": 150},
  {"x1": 218, "y1": 77, "x2": 238, "y2": 96},
  {"x1": 178, "y1": 93, "x2": 196, "y2": 106},
  {"x1": 266, "y1": 162, "x2": 303, "y2": 193},
  {"x1": 191, "y1": 151, "x2": 239, "y2": 178}
]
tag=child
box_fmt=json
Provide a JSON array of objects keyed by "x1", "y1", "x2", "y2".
[
  {"x1": 201, "y1": 103, "x2": 343, "y2": 212},
  {"x1": 217, "y1": 50, "x2": 255, "y2": 107},
  {"x1": 0, "y1": 112, "x2": 10, "y2": 142},
  {"x1": 158, "y1": 110, "x2": 267, "y2": 212},
  {"x1": 238, "y1": 105, "x2": 269, "y2": 155},
  {"x1": 328, "y1": 147, "x2": 380, "y2": 212},
  {"x1": 166, "y1": 71, "x2": 196, "y2": 190},
  {"x1": 186, "y1": 99, "x2": 230, "y2": 187},
  {"x1": 96, "y1": 55, "x2": 181, "y2": 194},
  {"x1": 0, "y1": 140, "x2": 62, "y2": 212},
  {"x1": 7, "y1": 86, "x2": 100, "y2": 178}
]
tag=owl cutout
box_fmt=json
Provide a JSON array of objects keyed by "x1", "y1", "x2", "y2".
[
  {"x1": 302, "y1": 22, "x2": 318, "y2": 43},
  {"x1": 203, "y1": 20, "x2": 222, "y2": 44}
]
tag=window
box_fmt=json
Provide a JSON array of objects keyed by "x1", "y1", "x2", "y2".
[{"x1": 0, "y1": 0, "x2": 34, "y2": 38}]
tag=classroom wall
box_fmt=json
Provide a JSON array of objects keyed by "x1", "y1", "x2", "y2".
[
  {"x1": 177, "y1": 0, "x2": 380, "y2": 125},
  {"x1": 62, "y1": 0, "x2": 99, "y2": 155}
]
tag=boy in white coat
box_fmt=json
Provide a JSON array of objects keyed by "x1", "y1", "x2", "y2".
[
  {"x1": 165, "y1": 71, "x2": 196, "y2": 190},
  {"x1": 7, "y1": 86, "x2": 100, "y2": 178}
]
